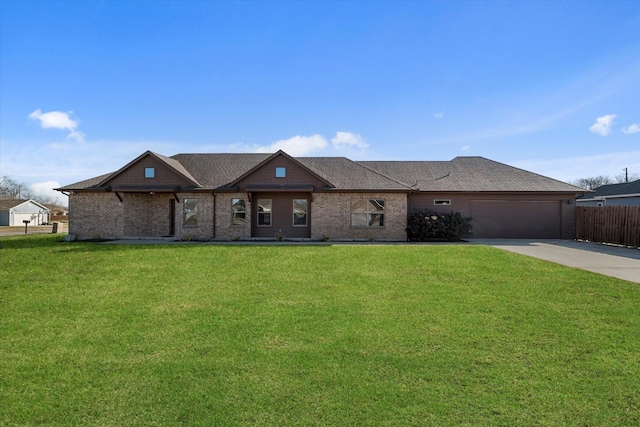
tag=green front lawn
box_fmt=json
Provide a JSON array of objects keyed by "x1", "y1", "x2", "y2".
[{"x1": 1, "y1": 235, "x2": 638, "y2": 426}]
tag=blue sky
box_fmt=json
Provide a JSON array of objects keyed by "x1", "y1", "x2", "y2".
[{"x1": 1, "y1": 0, "x2": 639, "y2": 204}]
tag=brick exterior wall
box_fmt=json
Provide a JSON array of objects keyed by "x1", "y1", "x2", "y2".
[
  {"x1": 214, "y1": 193, "x2": 251, "y2": 240},
  {"x1": 311, "y1": 192, "x2": 408, "y2": 241},
  {"x1": 70, "y1": 192, "x2": 217, "y2": 240},
  {"x1": 69, "y1": 191, "x2": 409, "y2": 241},
  {"x1": 123, "y1": 193, "x2": 174, "y2": 237},
  {"x1": 69, "y1": 192, "x2": 124, "y2": 240},
  {"x1": 175, "y1": 193, "x2": 215, "y2": 240}
]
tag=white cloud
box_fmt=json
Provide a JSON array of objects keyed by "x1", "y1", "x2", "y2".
[
  {"x1": 243, "y1": 131, "x2": 370, "y2": 156},
  {"x1": 0, "y1": 137, "x2": 185, "y2": 192},
  {"x1": 622, "y1": 123, "x2": 640, "y2": 134},
  {"x1": 30, "y1": 181, "x2": 65, "y2": 204},
  {"x1": 461, "y1": 145, "x2": 470, "y2": 151},
  {"x1": 28, "y1": 109, "x2": 85, "y2": 142},
  {"x1": 331, "y1": 131, "x2": 369, "y2": 150},
  {"x1": 252, "y1": 134, "x2": 328, "y2": 156},
  {"x1": 433, "y1": 112, "x2": 444, "y2": 119},
  {"x1": 588, "y1": 114, "x2": 616, "y2": 136}
]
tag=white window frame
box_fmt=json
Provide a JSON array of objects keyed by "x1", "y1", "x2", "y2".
[
  {"x1": 257, "y1": 199, "x2": 272, "y2": 226},
  {"x1": 350, "y1": 199, "x2": 385, "y2": 227},
  {"x1": 183, "y1": 198, "x2": 198, "y2": 226},
  {"x1": 232, "y1": 198, "x2": 246, "y2": 226},
  {"x1": 293, "y1": 199, "x2": 308, "y2": 227}
]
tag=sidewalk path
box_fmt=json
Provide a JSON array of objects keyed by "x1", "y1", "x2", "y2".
[{"x1": 468, "y1": 239, "x2": 640, "y2": 284}]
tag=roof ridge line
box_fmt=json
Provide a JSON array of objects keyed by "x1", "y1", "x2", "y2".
[
  {"x1": 354, "y1": 160, "x2": 416, "y2": 190},
  {"x1": 466, "y1": 157, "x2": 588, "y2": 192}
]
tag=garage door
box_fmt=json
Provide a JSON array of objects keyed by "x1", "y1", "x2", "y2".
[{"x1": 469, "y1": 200, "x2": 561, "y2": 238}]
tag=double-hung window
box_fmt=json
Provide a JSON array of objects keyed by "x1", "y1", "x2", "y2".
[
  {"x1": 257, "y1": 199, "x2": 272, "y2": 226},
  {"x1": 293, "y1": 199, "x2": 307, "y2": 226},
  {"x1": 232, "y1": 198, "x2": 246, "y2": 225},
  {"x1": 351, "y1": 199, "x2": 385, "y2": 227},
  {"x1": 183, "y1": 198, "x2": 198, "y2": 226}
]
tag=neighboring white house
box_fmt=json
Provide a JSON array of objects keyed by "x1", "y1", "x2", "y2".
[
  {"x1": 576, "y1": 180, "x2": 640, "y2": 207},
  {"x1": 0, "y1": 199, "x2": 50, "y2": 226}
]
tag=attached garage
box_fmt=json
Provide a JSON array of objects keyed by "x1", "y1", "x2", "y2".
[
  {"x1": 470, "y1": 200, "x2": 561, "y2": 238},
  {"x1": 408, "y1": 191, "x2": 576, "y2": 240}
]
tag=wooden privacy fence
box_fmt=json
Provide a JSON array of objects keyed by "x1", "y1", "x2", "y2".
[{"x1": 576, "y1": 206, "x2": 640, "y2": 248}]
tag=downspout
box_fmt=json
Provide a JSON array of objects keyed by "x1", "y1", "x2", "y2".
[{"x1": 212, "y1": 192, "x2": 216, "y2": 240}]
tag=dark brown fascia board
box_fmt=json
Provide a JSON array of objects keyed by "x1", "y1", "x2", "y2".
[
  {"x1": 322, "y1": 188, "x2": 411, "y2": 193},
  {"x1": 228, "y1": 150, "x2": 335, "y2": 188},
  {"x1": 244, "y1": 184, "x2": 315, "y2": 191},
  {"x1": 410, "y1": 190, "x2": 588, "y2": 196},
  {"x1": 216, "y1": 184, "x2": 331, "y2": 193},
  {"x1": 111, "y1": 185, "x2": 179, "y2": 192},
  {"x1": 63, "y1": 187, "x2": 111, "y2": 193},
  {"x1": 213, "y1": 186, "x2": 240, "y2": 193},
  {"x1": 113, "y1": 192, "x2": 181, "y2": 203},
  {"x1": 64, "y1": 185, "x2": 207, "y2": 194},
  {"x1": 95, "y1": 150, "x2": 201, "y2": 188}
]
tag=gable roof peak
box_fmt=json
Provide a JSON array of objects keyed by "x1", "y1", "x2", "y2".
[
  {"x1": 96, "y1": 150, "x2": 200, "y2": 188},
  {"x1": 229, "y1": 150, "x2": 335, "y2": 188}
]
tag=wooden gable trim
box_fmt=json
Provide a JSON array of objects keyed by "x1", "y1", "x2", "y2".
[
  {"x1": 228, "y1": 150, "x2": 335, "y2": 188},
  {"x1": 114, "y1": 191, "x2": 179, "y2": 203},
  {"x1": 96, "y1": 150, "x2": 201, "y2": 189}
]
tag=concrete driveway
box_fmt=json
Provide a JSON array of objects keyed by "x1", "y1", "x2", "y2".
[{"x1": 468, "y1": 239, "x2": 640, "y2": 284}]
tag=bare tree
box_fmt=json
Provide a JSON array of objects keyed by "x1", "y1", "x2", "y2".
[
  {"x1": 572, "y1": 169, "x2": 639, "y2": 189},
  {"x1": 571, "y1": 175, "x2": 613, "y2": 190},
  {"x1": 614, "y1": 170, "x2": 640, "y2": 184},
  {"x1": 1, "y1": 175, "x2": 67, "y2": 207},
  {"x1": 0, "y1": 175, "x2": 32, "y2": 199}
]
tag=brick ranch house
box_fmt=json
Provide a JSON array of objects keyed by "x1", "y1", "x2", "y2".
[{"x1": 56, "y1": 150, "x2": 585, "y2": 241}]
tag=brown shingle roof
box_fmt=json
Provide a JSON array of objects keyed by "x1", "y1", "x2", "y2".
[
  {"x1": 171, "y1": 153, "x2": 271, "y2": 188},
  {"x1": 170, "y1": 153, "x2": 412, "y2": 191},
  {"x1": 298, "y1": 157, "x2": 412, "y2": 190},
  {"x1": 360, "y1": 157, "x2": 585, "y2": 192},
  {"x1": 153, "y1": 152, "x2": 200, "y2": 186},
  {"x1": 55, "y1": 153, "x2": 583, "y2": 193},
  {"x1": 56, "y1": 173, "x2": 114, "y2": 191}
]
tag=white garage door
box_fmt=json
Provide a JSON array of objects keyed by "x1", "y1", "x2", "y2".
[{"x1": 470, "y1": 200, "x2": 561, "y2": 238}]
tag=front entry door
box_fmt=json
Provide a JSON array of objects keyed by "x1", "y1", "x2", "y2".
[{"x1": 251, "y1": 192, "x2": 311, "y2": 238}]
